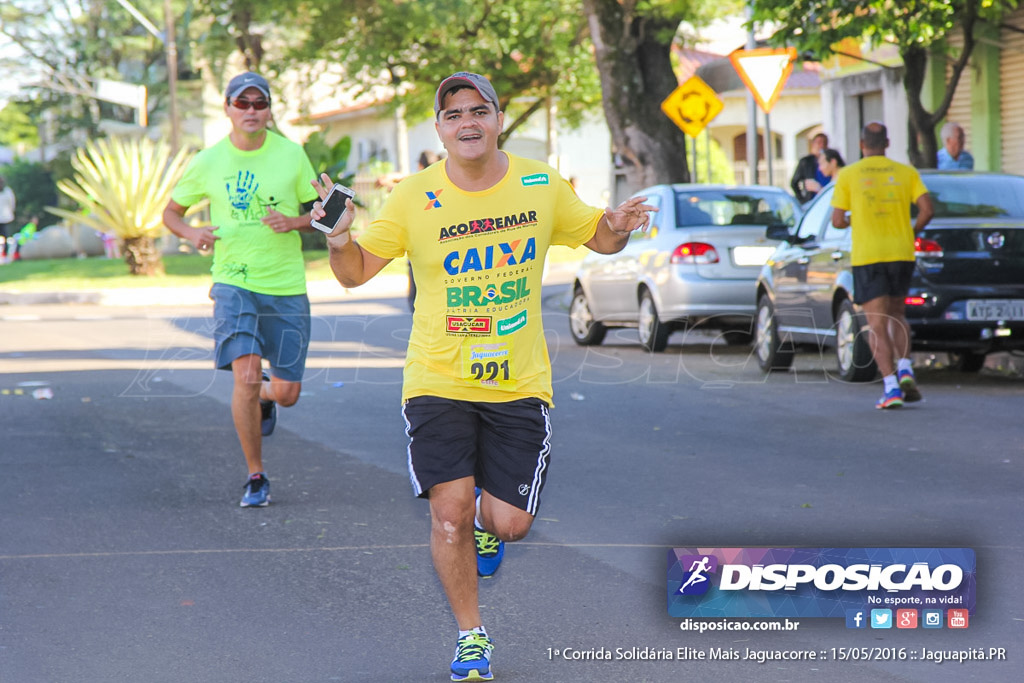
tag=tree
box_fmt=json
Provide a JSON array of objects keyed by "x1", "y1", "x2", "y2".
[
  {"x1": 0, "y1": 102, "x2": 39, "y2": 149},
  {"x1": 280, "y1": 0, "x2": 604, "y2": 147},
  {"x1": 0, "y1": 1, "x2": 191, "y2": 139},
  {"x1": 47, "y1": 136, "x2": 195, "y2": 276},
  {"x1": 750, "y1": 0, "x2": 1019, "y2": 168},
  {"x1": 583, "y1": 0, "x2": 725, "y2": 192}
]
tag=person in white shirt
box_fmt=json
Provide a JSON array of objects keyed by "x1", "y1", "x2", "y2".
[{"x1": 0, "y1": 176, "x2": 17, "y2": 259}]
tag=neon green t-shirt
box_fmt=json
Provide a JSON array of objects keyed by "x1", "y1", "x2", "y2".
[
  {"x1": 359, "y1": 154, "x2": 604, "y2": 405},
  {"x1": 172, "y1": 132, "x2": 318, "y2": 295},
  {"x1": 831, "y1": 156, "x2": 928, "y2": 266}
]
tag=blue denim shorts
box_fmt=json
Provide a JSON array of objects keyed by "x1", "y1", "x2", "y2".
[{"x1": 210, "y1": 283, "x2": 311, "y2": 382}]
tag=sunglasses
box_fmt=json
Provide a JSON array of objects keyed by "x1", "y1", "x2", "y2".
[{"x1": 229, "y1": 98, "x2": 270, "y2": 110}]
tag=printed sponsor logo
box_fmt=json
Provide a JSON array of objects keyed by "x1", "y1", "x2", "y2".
[
  {"x1": 521, "y1": 173, "x2": 550, "y2": 186},
  {"x1": 446, "y1": 316, "x2": 492, "y2": 334},
  {"x1": 497, "y1": 310, "x2": 527, "y2": 335},
  {"x1": 444, "y1": 237, "x2": 537, "y2": 274},
  {"x1": 438, "y1": 211, "x2": 538, "y2": 241},
  {"x1": 424, "y1": 190, "x2": 443, "y2": 210},
  {"x1": 447, "y1": 277, "x2": 531, "y2": 308}
]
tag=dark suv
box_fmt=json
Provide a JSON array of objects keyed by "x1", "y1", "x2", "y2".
[{"x1": 754, "y1": 171, "x2": 1024, "y2": 380}]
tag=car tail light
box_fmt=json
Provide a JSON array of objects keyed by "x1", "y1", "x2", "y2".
[
  {"x1": 671, "y1": 242, "x2": 719, "y2": 264},
  {"x1": 914, "y1": 237, "x2": 944, "y2": 258},
  {"x1": 905, "y1": 296, "x2": 927, "y2": 306}
]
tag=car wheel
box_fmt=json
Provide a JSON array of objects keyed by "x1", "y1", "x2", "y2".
[
  {"x1": 835, "y1": 299, "x2": 876, "y2": 382},
  {"x1": 568, "y1": 287, "x2": 607, "y2": 346},
  {"x1": 948, "y1": 351, "x2": 986, "y2": 372},
  {"x1": 755, "y1": 294, "x2": 793, "y2": 372},
  {"x1": 638, "y1": 290, "x2": 670, "y2": 352}
]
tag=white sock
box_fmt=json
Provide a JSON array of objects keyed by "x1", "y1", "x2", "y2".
[
  {"x1": 883, "y1": 374, "x2": 899, "y2": 392},
  {"x1": 459, "y1": 626, "x2": 487, "y2": 639},
  {"x1": 897, "y1": 358, "x2": 913, "y2": 374},
  {"x1": 474, "y1": 491, "x2": 484, "y2": 530}
]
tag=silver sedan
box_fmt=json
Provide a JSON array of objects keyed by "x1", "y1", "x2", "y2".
[{"x1": 570, "y1": 184, "x2": 801, "y2": 351}]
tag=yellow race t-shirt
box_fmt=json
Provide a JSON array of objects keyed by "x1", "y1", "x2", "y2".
[
  {"x1": 358, "y1": 154, "x2": 603, "y2": 405},
  {"x1": 831, "y1": 156, "x2": 928, "y2": 266}
]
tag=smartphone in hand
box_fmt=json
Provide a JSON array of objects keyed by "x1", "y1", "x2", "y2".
[{"x1": 310, "y1": 183, "x2": 355, "y2": 233}]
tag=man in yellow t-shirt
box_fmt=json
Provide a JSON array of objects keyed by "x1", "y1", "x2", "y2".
[
  {"x1": 831, "y1": 121, "x2": 933, "y2": 410},
  {"x1": 312, "y1": 72, "x2": 656, "y2": 681}
]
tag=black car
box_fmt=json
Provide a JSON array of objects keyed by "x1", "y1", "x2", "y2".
[{"x1": 754, "y1": 171, "x2": 1024, "y2": 380}]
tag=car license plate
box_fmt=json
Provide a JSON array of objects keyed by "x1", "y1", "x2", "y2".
[
  {"x1": 732, "y1": 246, "x2": 776, "y2": 266},
  {"x1": 966, "y1": 299, "x2": 1024, "y2": 321}
]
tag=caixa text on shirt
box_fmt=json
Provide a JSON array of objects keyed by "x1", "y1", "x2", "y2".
[{"x1": 444, "y1": 238, "x2": 537, "y2": 275}]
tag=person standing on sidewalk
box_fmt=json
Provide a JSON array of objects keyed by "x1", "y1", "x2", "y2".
[
  {"x1": 311, "y1": 71, "x2": 655, "y2": 682},
  {"x1": 162, "y1": 72, "x2": 319, "y2": 507},
  {"x1": 831, "y1": 121, "x2": 934, "y2": 409},
  {"x1": 0, "y1": 176, "x2": 16, "y2": 261}
]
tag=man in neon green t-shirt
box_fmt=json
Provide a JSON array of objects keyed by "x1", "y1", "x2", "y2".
[
  {"x1": 163, "y1": 72, "x2": 319, "y2": 507},
  {"x1": 312, "y1": 71, "x2": 656, "y2": 681},
  {"x1": 831, "y1": 121, "x2": 933, "y2": 410}
]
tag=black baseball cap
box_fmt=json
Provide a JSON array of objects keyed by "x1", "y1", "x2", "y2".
[
  {"x1": 434, "y1": 72, "x2": 499, "y2": 115},
  {"x1": 225, "y1": 72, "x2": 271, "y2": 101}
]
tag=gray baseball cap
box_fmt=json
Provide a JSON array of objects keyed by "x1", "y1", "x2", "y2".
[
  {"x1": 434, "y1": 72, "x2": 499, "y2": 115},
  {"x1": 225, "y1": 72, "x2": 271, "y2": 101}
]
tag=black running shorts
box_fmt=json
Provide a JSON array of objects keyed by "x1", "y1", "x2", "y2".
[
  {"x1": 402, "y1": 396, "x2": 552, "y2": 515},
  {"x1": 852, "y1": 261, "x2": 915, "y2": 305}
]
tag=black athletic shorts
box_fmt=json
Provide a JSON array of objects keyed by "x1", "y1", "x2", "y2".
[
  {"x1": 402, "y1": 396, "x2": 552, "y2": 515},
  {"x1": 852, "y1": 261, "x2": 915, "y2": 305}
]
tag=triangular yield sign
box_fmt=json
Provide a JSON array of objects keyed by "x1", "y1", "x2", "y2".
[{"x1": 729, "y1": 47, "x2": 797, "y2": 114}]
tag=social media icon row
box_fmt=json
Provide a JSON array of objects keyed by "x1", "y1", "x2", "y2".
[{"x1": 846, "y1": 608, "x2": 969, "y2": 629}]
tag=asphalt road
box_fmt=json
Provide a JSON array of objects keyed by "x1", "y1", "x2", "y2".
[{"x1": 1, "y1": 282, "x2": 1021, "y2": 682}]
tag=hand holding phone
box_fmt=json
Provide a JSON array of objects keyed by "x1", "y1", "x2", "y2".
[{"x1": 310, "y1": 182, "x2": 355, "y2": 234}]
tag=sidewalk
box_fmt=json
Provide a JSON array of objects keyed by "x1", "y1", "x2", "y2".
[
  {"x1": 0, "y1": 273, "x2": 413, "y2": 307},
  {"x1": 0, "y1": 261, "x2": 580, "y2": 307}
]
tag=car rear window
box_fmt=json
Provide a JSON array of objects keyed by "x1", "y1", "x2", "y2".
[
  {"x1": 923, "y1": 175, "x2": 1024, "y2": 218},
  {"x1": 674, "y1": 191, "x2": 799, "y2": 228}
]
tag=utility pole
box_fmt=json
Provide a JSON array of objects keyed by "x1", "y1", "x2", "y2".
[
  {"x1": 745, "y1": 2, "x2": 758, "y2": 183},
  {"x1": 164, "y1": 0, "x2": 180, "y2": 154}
]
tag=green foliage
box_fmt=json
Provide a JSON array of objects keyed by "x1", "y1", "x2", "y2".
[
  {"x1": 749, "y1": 0, "x2": 1016, "y2": 57},
  {"x1": 280, "y1": 0, "x2": 604, "y2": 142},
  {"x1": 302, "y1": 131, "x2": 353, "y2": 181},
  {"x1": 48, "y1": 136, "x2": 195, "y2": 239},
  {"x1": 689, "y1": 135, "x2": 735, "y2": 184},
  {"x1": 0, "y1": 103, "x2": 39, "y2": 148},
  {"x1": 0, "y1": 159, "x2": 59, "y2": 227}
]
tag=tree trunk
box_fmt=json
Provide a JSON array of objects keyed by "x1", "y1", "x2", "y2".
[
  {"x1": 122, "y1": 236, "x2": 166, "y2": 276},
  {"x1": 583, "y1": 0, "x2": 689, "y2": 200}
]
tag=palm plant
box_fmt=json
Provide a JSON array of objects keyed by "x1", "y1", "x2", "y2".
[{"x1": 47, "y1": 137, "x2": 195, "y2": 275}]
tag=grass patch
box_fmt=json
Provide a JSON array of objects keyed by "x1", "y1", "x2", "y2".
[{"x1": 0, "y1": 246, "x2": 587, "y2": 292}]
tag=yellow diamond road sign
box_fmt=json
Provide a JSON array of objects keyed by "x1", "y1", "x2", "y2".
[{"x1": 661, "y1": 76, "x2": 724, "y2": 138}]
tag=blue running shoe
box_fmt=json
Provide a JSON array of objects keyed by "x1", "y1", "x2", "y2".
[
  {"x1": 260, "y1": 371, "x2": 276, "y2": 437},
  {"x1": 473, "y1": 488, "x2": 504, "y2": 578},
  {"x1": 897, "y1": 369, "x2": 922, "y2": 403},
  {"x1": 451, "y1": 631, "x2": 494, "y2": 682},
  {"x1": 875, "y1": 386, "x2": 904, "y2": 410},
  {"x1": 475, "y1": 526, "x2": 504, "y2": 578},
  {"x1": 240, "y1": 473, "x2": 270, "y2": 507}
]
